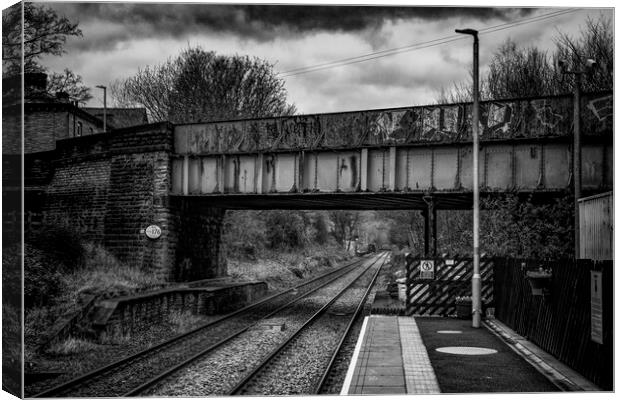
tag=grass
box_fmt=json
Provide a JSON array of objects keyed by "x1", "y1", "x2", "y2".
[
  {"x1": 227, "y1": 243, "x2": 352, "y2": 292},
  {"x1": 65, "y1": 243, "x2": 163, "y2": 298},
  {"x1": 47, "y1": 338, "x2": 101, "y2": 356},
  {"x1": 25, "y1": 243, "x2": 165, "y2": 352}
]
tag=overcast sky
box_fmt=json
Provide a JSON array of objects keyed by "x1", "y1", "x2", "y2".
[{"x1": 39, "y1": 1, "x2": 614, "y2": 115}]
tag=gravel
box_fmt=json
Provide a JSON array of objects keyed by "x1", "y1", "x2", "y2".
[
  {"x1": 33, "y1": 257, "x2": 369, "y2": 397},
  {"x1": 236, "y1": 261, "x2": 382, "y2": 395},
  {"x1": 144, "y1": 255, "x2": 384, "y2": 396}
]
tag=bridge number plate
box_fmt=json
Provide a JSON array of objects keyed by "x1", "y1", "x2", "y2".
[
  {"x1": 419, "y1": 260, "x2": 435, "y2": 280},
  {"x1": 145, "y1": 225, "x2": 162, "y2": 240}
]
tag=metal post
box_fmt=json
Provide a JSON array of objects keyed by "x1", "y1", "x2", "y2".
[
  {"x1": 422, "y1": 208, "x2": 430, "y2": 257},
  {"x1": 573, "y1": 73, "x2": 581, "y2": 259},
  {"x1": 456, "y1": 28, "x2": 481, "y2": 328}
]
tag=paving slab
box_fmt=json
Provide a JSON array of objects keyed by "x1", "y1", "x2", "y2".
[{"x1": 342, "y1": 315, "x2": 599, "y2": 395}]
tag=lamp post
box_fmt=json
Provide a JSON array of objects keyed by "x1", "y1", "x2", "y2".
[
  {"x1": 456, "y1": 28, "x2": 481, "y2": 328},
  {"x1": 96, "y1": 85, "x2": 107, "y2": 133},
  {"x1": 559, "y1": 58, "x2": 596, "y2": 259}
]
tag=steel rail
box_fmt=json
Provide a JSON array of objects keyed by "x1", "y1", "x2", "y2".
[
  {"x1": 227, "y1": 252, "x2": 388, "y2": 395},
  {"x1": 123, "y1": 252, "x2": 384, "y2": 396},
  {"x1": 33, "y1": 255, "x2": 370, "y2": 398},
  {"x1": 314, "y1": 251, "x2": 387, "y2": 393}
]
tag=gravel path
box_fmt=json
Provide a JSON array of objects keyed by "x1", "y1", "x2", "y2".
[{"x1": 144, "y1": 255, "x2": 384, "y2": 396}]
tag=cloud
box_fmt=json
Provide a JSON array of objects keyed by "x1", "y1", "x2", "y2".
[{"x1": 50, "y1": 3, "x2": 534, "y2": 51}]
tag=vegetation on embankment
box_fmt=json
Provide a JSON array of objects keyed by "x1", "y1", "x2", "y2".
[
  {"x1": 222, "y1": 210, "x2": 354, "y2": 292},
  {"x1": 20, "y1": 225, "x2": 167, "y2": 358}
]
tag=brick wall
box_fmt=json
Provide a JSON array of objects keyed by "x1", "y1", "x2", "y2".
[
  {"x1": 3, "y1": 103, "x2": 105, "y2": 155},
  {"x1": 42, "y1": 134, "x2": 110, "y2": 242},
  {"x1": 24, "y1": 110, "x2": 68, "y2": 153},
  {"x1": 27, "y1": 122, "x2": 227, "y2": 281},
  {"x1": 2, "y1": 107, "x2": 21, "y2": 155},
  {"x1": 101, "y1": 123, "x2": 176, "y2": 279}
]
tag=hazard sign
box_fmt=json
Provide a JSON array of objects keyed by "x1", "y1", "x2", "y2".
[{"x1": 419, "y1": 260, "x2": 435, "y2": 280}]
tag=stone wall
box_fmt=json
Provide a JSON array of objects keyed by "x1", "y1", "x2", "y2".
[
  {"x1": 33, "y1": 122, "x2": 227, "y2": 281},
  {"x1": 95, "y1": 282, "x2": 268, "y2": 340}
]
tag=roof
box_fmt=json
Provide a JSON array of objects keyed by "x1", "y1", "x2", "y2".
[{"x1": 82, "y1": 107, "x2": 149, "y2": 129}]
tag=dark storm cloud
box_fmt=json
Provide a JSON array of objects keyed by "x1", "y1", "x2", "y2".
[{"x1": 51, "y1": 3, "x2": 534, "y2": 51}]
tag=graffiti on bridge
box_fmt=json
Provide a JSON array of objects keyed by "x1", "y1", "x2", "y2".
[{"x1": 176, "y1": 92, "x2": 612, "y2": 154}]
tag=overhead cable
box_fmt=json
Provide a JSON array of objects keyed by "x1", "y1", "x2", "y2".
[{"x1": 278, "y1": 8, "x2": 580, "y2": 78}]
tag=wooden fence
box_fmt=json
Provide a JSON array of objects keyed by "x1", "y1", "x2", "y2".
[
  {"x1": 493, "y1": 258, "x2": 613, "y2": 390},
  {"x1": 405, "y1": 256, "x2": 494, "y2": 316}
]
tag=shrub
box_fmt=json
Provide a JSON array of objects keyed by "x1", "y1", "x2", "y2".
[
  {"x1": 24, "y1": 244, "x2": 64, "y2": 308},
  {"x1": 27, "y1": 223, "x2": 85, "y2": 271},
  {"x1": 265, "y1": 211, "x2": 305, "y2": 249},
  {"x1": 66, "y1": 243, "x2": 163, "y2": 298},
  {"x1": 2, "y1": 244, "x2": 22, "y2": 307}
]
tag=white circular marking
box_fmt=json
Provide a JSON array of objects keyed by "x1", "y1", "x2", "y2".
[
  {"x1": 437, "y1": 330, "x2": 463, "y2": 334},
  {"x1": 435, "y1": 346, "x2": 498, "y2": 355},
  {"x1": 145, "y1": 225, "x2": 162, "y2": 239}
]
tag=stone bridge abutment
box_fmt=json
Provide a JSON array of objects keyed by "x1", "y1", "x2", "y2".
[{"x1": 34, "y1": 122, "x2": 225, "y2": 282}]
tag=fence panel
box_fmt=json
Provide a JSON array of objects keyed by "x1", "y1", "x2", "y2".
[
  {"x1": 405, "y1": 257, "x2": 494, "y2": 316},
  {"x1": 493, "y1": 258, "x2": 613, "y2": 390}
]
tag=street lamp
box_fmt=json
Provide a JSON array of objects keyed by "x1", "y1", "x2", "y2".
[
  {"x1": 559, "y1": 58, "x2": 596, "y2": 259},
  {"x1": 456, "y1": 28, "x2": 481, "y2": 328},
  {"x1": 96, "y1": 85, "x2": 107, "y2": 133}
]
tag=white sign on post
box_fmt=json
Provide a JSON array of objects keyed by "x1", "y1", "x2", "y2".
[
  {"x1": 419, "y1": 260, "x2": 435, "y2": 280},
  {"x1": 591, "y1": 270, "x2": 603, "y2": 344}
]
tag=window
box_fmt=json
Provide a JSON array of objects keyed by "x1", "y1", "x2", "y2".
[{"x1": 77, "y1": 121, "x2": 83, "y2": 137}]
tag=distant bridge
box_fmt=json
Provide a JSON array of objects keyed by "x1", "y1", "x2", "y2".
[{"x1": 171, "y1": 92, "x2": 612, "y2": 210}]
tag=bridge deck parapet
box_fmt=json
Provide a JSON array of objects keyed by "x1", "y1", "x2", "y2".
[{"x1": 174, "y1": 92, "x2": 612, "y2": 155}]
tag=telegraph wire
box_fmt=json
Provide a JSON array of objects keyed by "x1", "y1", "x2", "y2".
[{"x1": 278, "y1": 8, "x2": 580, "y2": 78}]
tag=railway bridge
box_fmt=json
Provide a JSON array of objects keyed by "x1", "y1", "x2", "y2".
[{"x1": 24, "y1": 92, "x2": 612, "y2": 281}]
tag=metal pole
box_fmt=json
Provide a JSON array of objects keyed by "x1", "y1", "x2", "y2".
[
  {"x1": 471, "y1": 32, "x2": 481, "y2": 328},
  {"x1": 573, "y1": 73, "x2": 581, "y2": 259},
  {"x1": 456, "y1": 28, "x2": 481, "y2": 328}
]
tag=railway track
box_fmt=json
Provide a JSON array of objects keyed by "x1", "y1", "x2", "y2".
[
  {"x1": 32, "y1": 254, "x2": 380, "y2": 398},
  {"x1": 226, "y1": 252, "x2": 388, "y2": 396},
  {"x1": 135, "y1": 252, "x2": 387, "y2": 396}
]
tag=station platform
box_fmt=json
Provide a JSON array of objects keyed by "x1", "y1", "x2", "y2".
[{"x1": 341, "y1": 315, "x2": 601, "y2": 394}]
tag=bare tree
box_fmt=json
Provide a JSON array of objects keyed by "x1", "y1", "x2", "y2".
[
  {"x1": 486, "y1": 39, "x2": 556, "y2": 99},
  {"x1": 436, "y1": 15, "x2": 613, "y2": 103},
  {"x1": 110, "y1": 59, "x2": 177, "y2": 122},
  {"x1": 111, "y1": 46, "x2": 296, "y2": 123},
  {"x1": 553, "y1": 16, "x2": 613, "y2": 93},
  {"x1": 2, "y1": 3, "x2": 82, "y2": 76}
]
